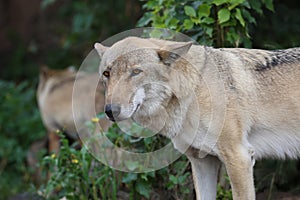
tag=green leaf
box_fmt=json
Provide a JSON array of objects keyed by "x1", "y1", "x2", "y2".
[
  {"x1": 178, "y1": 173, "x2": 190, "y2": 185},
  {"x1": 182, "y1": 187, "x2": 190, "y2": 194},
  {"x1": 149, "y1": 29, "x2": 165, "y2": 38},
  {"x1": 231, "y1": 0, "x2": 245, "y2": 4},
  {"x1": 218, "y1": 8, "x2": 231, "y2": 24},
  {"x1": 242, "y1": 9, "x2": 256, "y2": 24},
  {"x1": 229, "y1": 0, "x2": 245, "y2": 9},
  {"x1": 205, "y1": 27, "x2": 213, "y2": 37},
  {"x1": 97, "y1": 112, "x2": 106, "y2": 119},
  {"x1": 212, "y1": 0, "x2": 228, "y2": 6},
  {"x1": 125, "y1": 161, "x2": 140, "y2": 171},
  {"x1": 263, "y1": 0, "x2": 274, "y2": 11},
  {"x1": 198, "y1": 4, "x2": 211, "y2": 18},
  {"x1": 169, "y1": 175, "x2": 178, "y2": 184},
  {"x1": 136, "y1": 180, "x2": 151, "y2": 199},
  {"x1": 225, "y1": 28, "x2": 240, "y2": 47},
  {"x1": 141, "y1": 174, "x2": 148, "y2": 181},
  {"x1": 220, "y1": 18, "x2": 237, "y2": 27},
  {"x1": 191, "y1": 18, "x2": 201, "y2": 24},
  {"x1": 167, "y1": 18, "x2": 179, "y2": 29},
  {"x1": 184, "y1": 5, "x2": 196, "y2": 17},
  {"x1": 137, "y1": 12, "x2": 153, "y2": 27},
  {"x1": 122, "y1": 173, "x2": 137, "y2": 183},
  {"x1": 228, "y1": 0, "x2": 245, "y2": 10},
  {"x1": 248, "y1": 0, "x2": 262, "y2": 14},
  {"x1": 147, "y1": 171, "x2": 155, "y2": 178},
  {"x1": 173, "y1": 161, "x2": 187, "y2": 171},
  {"x1": 201, "y1": 17, "x2": 215, "y2": 24},
  {"x1": 183, "y1": 19, "x2": 194, "y2": 30},
  {"x1": 234, "y1": 8, "x2": 245, "y2": 27},
  {"x1": 228, "y1": 3, "x2": 238, "y2": 10}
]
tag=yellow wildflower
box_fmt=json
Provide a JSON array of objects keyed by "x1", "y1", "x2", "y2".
[
  {"x1": 51, "y1": 153, "x2": 56, "y2": 159},
  {"x1": 71, "y1": 159, "x2": 79, "y2": 164},
  {"x1": 91, "y1": 117, "x2": 100, "y2": 123}
]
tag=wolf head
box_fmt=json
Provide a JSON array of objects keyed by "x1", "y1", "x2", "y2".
[
  {"x1": 95, "y1": 37, "x2": 192, "y2": 126},
  {"x1": 37, "y1": 65, "x2": 76, "y2": 98}
]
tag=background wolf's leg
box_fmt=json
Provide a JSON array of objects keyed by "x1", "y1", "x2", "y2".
[
  {"x1": 188, "y1": 155, "x2": 221, "y2": 200},
  {"x1": 48, "y1": 130, "x2": 60, "y2": 154}
]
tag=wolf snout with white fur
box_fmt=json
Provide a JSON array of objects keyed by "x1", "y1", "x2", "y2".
[{"x1": 104, "y1": 86, "x2": 145, "y2": 122}]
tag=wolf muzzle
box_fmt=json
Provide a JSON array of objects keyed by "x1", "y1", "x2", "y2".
[{"x1": 105, "y1": 104, "x2": 121, "y2": 122}]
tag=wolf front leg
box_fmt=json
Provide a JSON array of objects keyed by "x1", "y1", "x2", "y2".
[
  {"x1": 220, "y1": 143, "x2": 256, "y2": 200},
  {"x1": 188, "y1": 155, "x2": 221, "y2": 200}
]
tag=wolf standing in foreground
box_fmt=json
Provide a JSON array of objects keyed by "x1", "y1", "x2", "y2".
[{"x1": 94, "y1": 37, "x2": 300, "y2": 200}]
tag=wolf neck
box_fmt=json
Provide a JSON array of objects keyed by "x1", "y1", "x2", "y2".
[
  {"x1": 158, "y1": 59, "x2": 204, "y2": 139},
  {"x1": 157, "y1": 47, "x2": 222, "y2": 154}
]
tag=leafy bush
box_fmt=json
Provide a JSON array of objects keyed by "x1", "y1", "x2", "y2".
[
  {"x1": 138, "y1": 0, "x2": 274, "y2": 47},
  {"x1": 0, "y1": 80, "x2": 45, "y2": 199},
  {"x1": 38, "y1": 125, "x2": 194, "y2": 200}
]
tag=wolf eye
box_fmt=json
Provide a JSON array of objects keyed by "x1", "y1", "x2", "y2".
[
  {"x1": 131, "y1": 68, "x2": 143, "y2": 76},
  {"x1": 103, "y1": 70, "x2": 110, "y2": 78}
]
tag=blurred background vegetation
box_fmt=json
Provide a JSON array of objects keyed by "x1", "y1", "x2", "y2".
[{"x1": 0, "y1": 0, "x2": 300, "y2": 199}]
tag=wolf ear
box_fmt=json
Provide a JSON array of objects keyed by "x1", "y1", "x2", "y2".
[
  {"x1": 157, "y1": 42, "x2": 193, "y2": 66},
  {"x1": 40, "y1": 65, "x2": 49, "y2": 77},
  {"x1": 94, "y1": 42, "x2": 108, "y2": 58}
]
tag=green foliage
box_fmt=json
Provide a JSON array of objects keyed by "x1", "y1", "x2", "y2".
[
  {"x1": 104, "y1": 122, "x2": 170, "y2": 153},
  {"x1": 38, "y1": 126, "x2": 193, "y2": 200},
  {"x1": 217, "y1": 175, "x2": 233, "y2": 200},
  {"x1": 0, "y1": 80, "x2": 45, "y2": 199},
  {"x1": 217, "y1": 185, "x2": 233, "y2": 200},
  {"x1": 39, "y1": 132, "x2": 119, "y2": 200},
  {"x1": 138, "y1": 0, "x2": 274, "y2": 47}
]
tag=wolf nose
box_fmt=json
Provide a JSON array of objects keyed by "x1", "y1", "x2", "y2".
[{"x1": 105, "y1": 104, "x2": 120, "y2": 121}]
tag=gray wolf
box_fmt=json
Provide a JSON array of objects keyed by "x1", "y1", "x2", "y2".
[
  {"x1": 29, "y1": 66, "x2": 110, "y2": 184},
  {"x1": 95, "y1": 37, "x2": 300, "y2": 200},
  {"x1": 37, "y1": 66, "x2": 110, "y2": 154}
]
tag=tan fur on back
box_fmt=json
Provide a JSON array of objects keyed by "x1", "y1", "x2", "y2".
[{"x1": 37, "y1": 66, "x2": 110, "y2": 141}]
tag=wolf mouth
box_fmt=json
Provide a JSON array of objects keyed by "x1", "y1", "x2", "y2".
[
  {"x1": 135, "y1": 103, "x2": 141, "y2": 113},
  {"x1": 111, "y1": 103, "x2": 141, "y2": 122}
]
